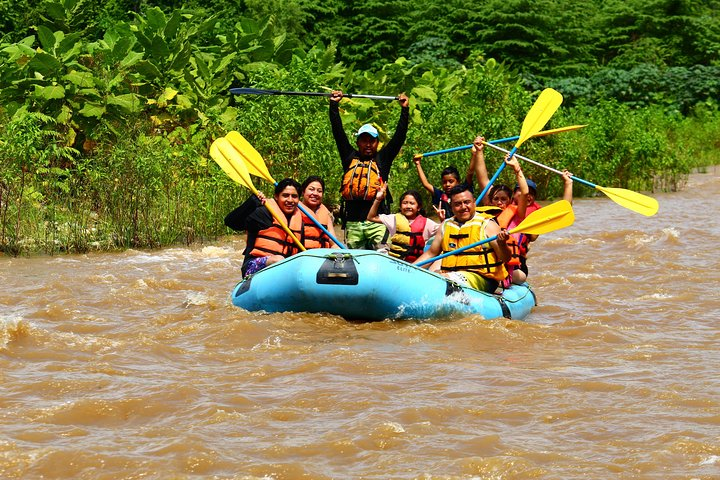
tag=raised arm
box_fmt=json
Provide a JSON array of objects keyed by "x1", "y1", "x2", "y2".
[
  {"x1": 472, "y1": 135, "x2": 490, "y2": 202},
  {"x1": 562, "y1": 169, "x2": 574, "y2": 204},
  {"x1": 465, "y1": 135, "x2": 483, "y2": 186},
  {"x1": 367, "y1": 181, "x2": 387, "y2": 223},
  {"x1": 377, "y1": 93, "x2": 410, "y2": 176},
  {"x1": 413, "y1": 154, "x2": 435, "y2": 195},
  {"x1": 507, "y1": 155, "x2": 528, "y2": 219},
  {"x1": 329, "y1": 90, "x2": 354, "y2": 162}
]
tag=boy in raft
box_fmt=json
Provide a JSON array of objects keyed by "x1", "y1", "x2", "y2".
[
  {"x1": 224, "y1": 178, "x2": 333, "y2": 277},
  {"x1": 412, "y1": 138, "x2": 481, "y2": 219},
  {"x1": 413, "y1": 184, "x2": 511, "y2": 293},
  {"x1": 366, "y1": 181, "x2": 440, "y2": 263}
]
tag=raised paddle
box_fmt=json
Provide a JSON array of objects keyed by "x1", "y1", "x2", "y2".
[
  {"x1": 419, "y1": 125, "x2": 587, "y2": 158},
  {"x1": 210, "y1": 137, "x2": 307, "y2": 251},
  {"x1": 229, "y1": 87, "x2": 398, "y2": 101},
  {"x1": 482, "y1": 141, "x2": 660, "y2": 217},
  {"x1": 476, "y1": 88, "x2": 564, "y2": 206},
  {"x1": 416, "y1": 200, "x2": 575, "y2": 266},
  {"x1": 224, "y1": 131, "x2": 348, "y2": 249}
]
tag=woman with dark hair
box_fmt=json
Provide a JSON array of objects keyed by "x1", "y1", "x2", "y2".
[
  {"x1": 367, "y1": 183, "x2": 439, "y2": 263},
  {"x1": 224, "y1": 178, "x2": 307, "y2": 277},
  {"x1": 299, "y1": 176, "x2": 338, "y2": 249}
]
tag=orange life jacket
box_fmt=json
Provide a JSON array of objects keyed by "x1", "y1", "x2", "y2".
[
  {"x1": 249, "y1": 199, "x2": 304, "y2": 258},
  {"x1": 341, "y1": 157, "x2": 383, "y2": 201},
  {"x1": 387, "y1": 213, "x2": 427, "y2": 262},
  {"x1": 300, "y1": 203, "x2": 334, "y2": 249}
]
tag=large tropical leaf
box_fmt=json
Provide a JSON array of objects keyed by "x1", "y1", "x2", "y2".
[{"x1": 33, "y1": 84, "x2": 66, "y2": 99}]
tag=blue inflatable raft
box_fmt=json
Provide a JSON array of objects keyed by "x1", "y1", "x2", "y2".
[{"x1": 230, "y1": 249, "x2": 536, "y2": 321}]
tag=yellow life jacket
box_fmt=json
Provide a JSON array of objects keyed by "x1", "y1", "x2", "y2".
[
  {"x1": 440, "y1": 214, "x2": 508, "y2": 282},
  {"x1": 301, "y1": 203, "x2": 333, "y2": 249},
  {"x1": 388, "y1": 213, "x2": 427, "y2": 262},
  {"x1": 341, "y1": 157, "x2": 382, "y2": 201},
  {"x1": 249, "y1": 199, "x2": 304, "y2": 258}
]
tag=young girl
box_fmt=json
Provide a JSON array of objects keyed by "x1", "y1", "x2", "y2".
[{"x1": 367, "y1": 182, "x2": 439, "y2": 263}]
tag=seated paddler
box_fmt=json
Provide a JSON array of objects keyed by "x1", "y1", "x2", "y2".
[
  {"x1": 413, "y1": 183, "x2": 511, "y2": 293},
  {"x1": 224, "y1": 178, "x2": 333, "y2": 277}
]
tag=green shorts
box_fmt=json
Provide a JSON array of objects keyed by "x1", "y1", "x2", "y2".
[{"x1": 345, "y1": 221, "x2": 388, "y2": 250}]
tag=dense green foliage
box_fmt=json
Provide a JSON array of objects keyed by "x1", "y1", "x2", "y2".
[{"x1": 0, "y1": 0, "x2": 719, "y2": 255}]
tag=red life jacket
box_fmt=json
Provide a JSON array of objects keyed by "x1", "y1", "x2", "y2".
[{"x1": 388, "y1": 213, "x2": 427, "y2": 262}]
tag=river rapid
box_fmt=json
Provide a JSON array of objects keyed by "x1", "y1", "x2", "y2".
[{"x1": 1, "y1": 168, "x2": 718, "y2": 479}]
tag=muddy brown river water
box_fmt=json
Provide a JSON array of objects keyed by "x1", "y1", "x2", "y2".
[{"x1": 1, "y1": 168, "x2": 718, "y2": 479}]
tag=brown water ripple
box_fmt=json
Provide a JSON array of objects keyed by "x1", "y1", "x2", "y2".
[{"x1": 1, "y1": 170, "x2": 720, "y2": 479}]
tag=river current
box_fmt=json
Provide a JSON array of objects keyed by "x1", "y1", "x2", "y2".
[{"x1": 1, "y1": 168, "x2": 718, "y2": 479}]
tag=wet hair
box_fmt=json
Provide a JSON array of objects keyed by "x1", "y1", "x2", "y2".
[
  {"x1": 448, "y1": 183, "x2": 473, "y2": 200},
  {"x1": 274, "y1": 178, "x2": 301, "y2": 196},
  {"x1": 488, "y1": 184, "x2": 513, "y2": 202},
  {"x1": 398, "y1": 189, "x2": 427, "y2": 216},
  {"x1": 440, "y1": 166, "x2": 461, "y2": 182},
  {"x1": 301, "y1": 175, "x2": 325, "y2": 193}
]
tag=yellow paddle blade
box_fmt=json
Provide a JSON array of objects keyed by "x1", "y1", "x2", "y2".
[
  {"x1": 212, "y1": 137, "x2": 306, "y2": 251},
  {"x1": 516, "y1": 88, "x2": 564, "y2": 148},
  {"x1": 509, "y1": 200, "x2": 575, "y2": 236},
  {"x1": 213, "y1": 138, "x2": 257, "y2": 195},
  {"x1": 596, "y1": 186, "x2": 659, "y2": 217},
  {"x1": 210, "y1": 142, "x2": 243, "y2": 185},
  {"x1": 225, "y1": 131, "x2": 275, "y2": 183}
]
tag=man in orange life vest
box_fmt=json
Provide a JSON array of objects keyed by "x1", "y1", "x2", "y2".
[{"x1": 329, "y1": 89, "x2": 410, "y2": 249}]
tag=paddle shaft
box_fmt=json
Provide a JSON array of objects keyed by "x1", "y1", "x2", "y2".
[
  {"x1": 420, "y1": 125, "x2": 587, "y2": 158},
  {"x1": 281, "y1": 189, "x2": 347, "y2": 249},
  {"x1": 416, "y1": 200, "x2": 574, "y2": 267},
  {"x1": 484, "y1": 141, "x2": 659, "y2": 216},
  {"x1": 416, "y1": 235, "x2": 499, "y2": 266},
  {"x1": 482, "y1": 141, "x2": 597, "y2": 188},
  {"x1": 230, "y1": 88, "x2": 397, "y2": 101},
  {"x1": 420, "y1": 137, "x2": 511, "y2": 158}
]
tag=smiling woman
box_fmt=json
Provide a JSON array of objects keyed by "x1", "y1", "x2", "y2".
[
  {"x1": 299, "y1": 176, "x2": 339, "y2": 249},
  {"x1": 223, "y1": 178, "x2": 305, "y2": 277}
]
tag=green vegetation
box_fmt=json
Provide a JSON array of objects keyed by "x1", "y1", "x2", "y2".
[{"x1": 1, "y1": 0, "x2": 718, "y2": 255}]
